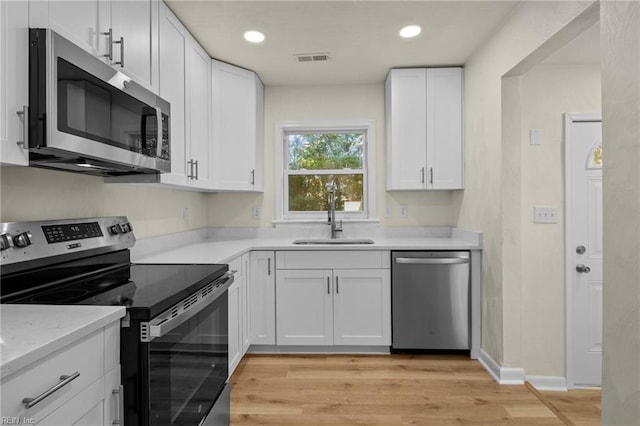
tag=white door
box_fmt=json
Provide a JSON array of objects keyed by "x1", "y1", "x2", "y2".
[
  {"x1": 249, "y1": 251, "x2": 275, "y2": 345},
  {"x1": 333, "y1": 269, "x2": 391, "y2": 346},
  {"x1": 566, "y1": 114, "x2": 603, "y2": 387},
  {"x1": 276, "y1": 269, "x2": 333, "y2": 345}
]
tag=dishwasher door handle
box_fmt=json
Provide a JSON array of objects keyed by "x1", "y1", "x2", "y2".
[{"x1": 395, "y1": 257, "x2": 469, "y2": 265}]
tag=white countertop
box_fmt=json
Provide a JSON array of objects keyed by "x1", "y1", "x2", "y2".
[
  {"x1": 133, "y1": 235, "x2": 481, "y2": 264},
  {"x1": 0, "y1": 305, "x2": 125, "y2": 378}
]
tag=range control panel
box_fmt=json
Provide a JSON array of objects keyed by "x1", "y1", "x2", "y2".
[{"x1": 0, "y1": 217, "x2": 135, "y2": 269}]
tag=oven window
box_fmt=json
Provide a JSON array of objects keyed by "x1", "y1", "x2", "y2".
[
  {"x1": 56, "y1": 58, "x2": 169, "y2": 160},
  {"x1": 149, "y1": 292, "x2": 228, "y2": 425}
]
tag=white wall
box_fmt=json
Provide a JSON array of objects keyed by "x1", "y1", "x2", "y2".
[
  {"x1": 207, "y1": 83, "x2": 458, "y2": 228},
  {"x1": 455, "y1": 0, "x2": 597, "y2": 367},
  {"x1": 0, "y1": 167, "x2": 208, "y2": 238},
  {"x1": 601, "y1": 1, "x2": 640, "y2": 422},
  {"x1": 520, "y1": 64, "x2": 601, "y2": 376}
]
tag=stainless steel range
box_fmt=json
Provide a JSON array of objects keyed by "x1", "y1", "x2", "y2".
[{"x1": 1, "y1": 217, "x2": 233, "y2": 425}]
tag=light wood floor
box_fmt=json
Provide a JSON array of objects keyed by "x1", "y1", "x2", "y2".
[{"x1": 230, "y1": 354, "x2": 601, "y2": 425}]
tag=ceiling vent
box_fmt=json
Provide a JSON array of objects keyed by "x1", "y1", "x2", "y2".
[{"x1": 294, "y1": 53, "x2": 331, "y2": 63}]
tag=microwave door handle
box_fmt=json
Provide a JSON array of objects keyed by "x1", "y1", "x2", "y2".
[{"x1": 155, "y1": 106, "x2": 163, "y2": 158}]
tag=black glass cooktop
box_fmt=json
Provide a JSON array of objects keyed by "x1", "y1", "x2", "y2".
[{"x1": 1, "y1": 250, "x2": 228, "y2": 321}]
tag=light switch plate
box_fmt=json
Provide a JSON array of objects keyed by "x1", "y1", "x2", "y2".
[
  {"x1": 252, "y1": 206, "x2": 261, "y2": 219},
  {"x1": 534, "y1": 206, "x2": 557, "y2": 223},
  {"x1": 399, "y1": 205, "x2": 408, "y2": 218},
  {"x1": 530, "y1": 129, "x2": 541, "y2": 145}
]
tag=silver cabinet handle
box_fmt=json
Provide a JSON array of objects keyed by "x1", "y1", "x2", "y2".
[
  {"x1": 22, "y1": 372, "x2": 80, "y2": 409},
  {"x1": 267, "y1": 257, "x2": 271, "y2": 275},
  {"x1": 327, "y1": 276, "x2": 330, "y2": 294},
  {"x1": 421, "y1": 167, "x2": 425, "y2": 184},
  {"x1": 336, "y1": 276, "x2": 339, "y2": 294},
  {"x1": 430, "y1": 167, "x2": 434, "y2": 185},
  {"x1": 395, "y1": 257, "x2": 469, "y2": 265},
  {"x1": 114, "y1": 36, "x2": 124, "y2": 67},
  {"x1": 102, "y1": 28, "x2": 113, "y2": 60},
  {"x1": 187, "y1": 159, "x2": 194, "y2": 179},
  {"x1": 16, "y1": 105, "x2": 28, "y2": 148},
  {"x1": 112, "y1": 385, "x2": 124, "y2": 425},
  {"x1": 250, "y1": 169, "x2": 255, "y2": 185},
  {"x1": 194, "y1": 160, "x2": 199, "y2": 180}
]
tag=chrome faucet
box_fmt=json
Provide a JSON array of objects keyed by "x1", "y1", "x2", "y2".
[{"x1": 327, "y1": 184, "x2": 343, "y2": 239}]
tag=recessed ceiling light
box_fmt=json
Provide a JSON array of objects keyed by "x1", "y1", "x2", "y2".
[
  {"x1": 399, "y1": 25, "x2": 421, "y2": 39},
  {"x1": 244, "y1": 30, "x2": 265, "y2": 43}
]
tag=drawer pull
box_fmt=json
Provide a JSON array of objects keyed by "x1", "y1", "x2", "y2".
[{"x1": 22, "y1": 371, "x2": 80, "y2": 409}]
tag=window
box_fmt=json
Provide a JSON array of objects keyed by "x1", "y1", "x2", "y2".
[{"x1": 276, "y1": 121, "x2": 376, "y2": 221}]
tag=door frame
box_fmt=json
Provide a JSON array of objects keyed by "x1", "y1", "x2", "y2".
[{"x1": 564, "y1": 112, "x2": 602, "y2": 389}]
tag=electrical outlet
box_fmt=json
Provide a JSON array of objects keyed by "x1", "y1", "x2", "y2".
[
  {"x1": 530, "y1": 129, "x2": 541, "y2": 145},
  {"x1": 400, "y1": 205, "x2": 408, "y2": 218},
  {"x1": 252, "y1": 206, "x2": 261, "y2": 219},
  {"x1": 533, "y1": 206, "x2": 557, "y2": 223},
  {"x1": 385, "y1": 206, "x2": 392, "y2": 218},
  {"x1": 181, "y1": 207, "x2": 189, "y2": 222}
]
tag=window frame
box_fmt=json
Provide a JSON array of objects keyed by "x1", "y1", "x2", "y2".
[{"x1": 275, "y1": 120, "x2": 377, "y2": 222}]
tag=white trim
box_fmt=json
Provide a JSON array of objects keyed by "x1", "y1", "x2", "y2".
[
  {"x1": 275, "y1": 120, "x2": 377, "y2": 222},
  {"x1": 526, "y1": 375, "x2": 568, "y2": 392},
  {"x1": 478, "y1": 349, "x2": 525, "y2": 385},
  {"x1": 563, "y1": 112, "x2": 601, "y2": 390}
]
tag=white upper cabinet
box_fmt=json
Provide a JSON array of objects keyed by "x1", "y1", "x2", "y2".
[
  {"x1": 1, "y1": 0, "x2": 29, "y2": 166},
  {"x1": 386, "y1": 67, "x2": 463, "y2": 190},
  {"x1": 158, "y1": 3, "x2": 188, "y2": 186},
  {"x1": 157, "y1": 3, "x2": 213, "y2": 190},
  {"x1": 211, "y1": 60, "x2": 265, "y2": 192},
  {"x1": 30, "y1": 0, "x2": 159, "y2": 92}
]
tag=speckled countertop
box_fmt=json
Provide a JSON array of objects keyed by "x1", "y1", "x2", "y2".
[{"x1": 0, "y1": 305, "x2": 125, "y2": 378}]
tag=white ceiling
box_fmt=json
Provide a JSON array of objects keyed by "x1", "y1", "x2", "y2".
[{"x1": 165, "y1": 0, "x2": 519, "y2": 86}]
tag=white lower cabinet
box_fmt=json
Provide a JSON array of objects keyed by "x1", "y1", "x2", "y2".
[
  {"x1": 248, "y1": 251, "x2": 275, "y2": 345},
  {"x1": 228, "y1": 254, "x2": 250, "y2": 376},
  {"x1": 1, "y1": 321, "x2": 122, "y2": 425},
  {"x1": 275, "y1": 251, "x2": 391, "y2": 347}
]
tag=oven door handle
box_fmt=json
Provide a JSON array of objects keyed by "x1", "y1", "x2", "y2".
[{"x1": 140, "y1": 271, "x2": 235, "y2": 342}]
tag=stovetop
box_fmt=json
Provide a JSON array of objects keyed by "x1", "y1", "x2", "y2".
[{"x1": 1, "y1": 250, "x2": 228, "y2": 320}]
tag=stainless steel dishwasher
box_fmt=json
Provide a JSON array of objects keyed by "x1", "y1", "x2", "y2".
[{"x1": 391, "y1": 251, "x2": 470, "y2": 350}]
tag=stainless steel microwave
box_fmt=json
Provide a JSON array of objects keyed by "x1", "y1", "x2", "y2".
[{"x1": 28, "y1": 29, "x2": 170, "y2": 176}]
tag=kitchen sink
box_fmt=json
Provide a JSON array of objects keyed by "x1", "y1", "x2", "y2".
[{"x1": 292, "y1": 238, "x2": 375, "y2": 245}]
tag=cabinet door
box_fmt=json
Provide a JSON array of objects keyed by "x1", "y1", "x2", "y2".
[
  {"x1": 385, "y1": 68, "x2": 427, "y2": 190},
  {"x1": 110, "y1": 0, "x2": 158, "y2": 91},
  {"x1": 276, "y1": 270, "x2": 334, "y2": 346},
  {"x1": 1, "y1": 0, "x2": 29, "y2": 166},
  {"x1": 228, "y1": 275, "x2": 242, "y2": 375},
  {"x1": 103, "y1": 366, "x2": 122, "y2": 426},
  {"x1": 33, "y1": 0, "x2": 102, "y2": 58},
  {"x1": 333, "y1": 269, "x2": 391, "y2": 345},
  {"x1": 187, "y1": 42, "x2": 212, "y2": 187},
  {"x1": 241, "y1": 253, "x2": 251, "y2": 354},
  {"x1": 158, "y1": 3, "x2": 189, "y2": 186},
  {"x1": 426, "y1": 68, "x2": 463, "y2": 189},
  {"x1": 249, "y1": 251, "x2": 275, "y2": 345},
  {"x1": 211, "y1": 60, "x2": 253, "y2": 190}
]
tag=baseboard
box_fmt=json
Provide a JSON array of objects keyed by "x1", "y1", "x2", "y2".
[
  {"x1": 526, "y1": 375, "x2": 568, "y2": 391},
  {"x1": 478, "y1": 349, "x2": 526, "y2": 385}
]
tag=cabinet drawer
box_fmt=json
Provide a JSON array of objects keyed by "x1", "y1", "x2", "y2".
[
  {"x1": 1, "y1": 329, "x2": 104, "y2": 421},
  {"x1": 277, "y1": 250, "x2": 390, "y2": 270}
]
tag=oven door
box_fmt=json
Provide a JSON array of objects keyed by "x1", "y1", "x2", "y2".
[{"x1": 147, "y1": 278, "x2": 230, "y2": 425}]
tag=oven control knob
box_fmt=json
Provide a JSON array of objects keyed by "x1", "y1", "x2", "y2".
[
  {"x1": 109, "y1": 224, "x2": 122, "y2": 235},
  {"x1": 13, "y1": 231, "x2": 33, "y2": 248},
  {"x1": 118, "y1": 222, "x2": 133, "y2": 234},
  {"x1": 0, "y1": 234, "x2": 13, "y2": 251}
]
